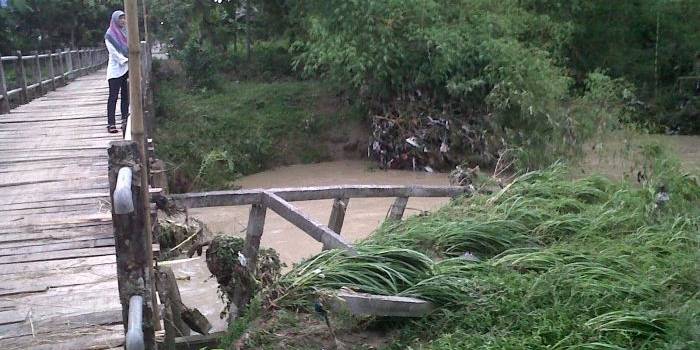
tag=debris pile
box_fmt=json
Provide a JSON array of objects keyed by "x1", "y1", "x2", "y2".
[
  {"x1": 205, "y1": 236, "x2": 283, "y2": 320},
  {"x1": 367, "y1": 114, "x2": 501, "y2": 171},
  {"x1": 156, "y1": 213, "x2": 213, "y2": 259}
]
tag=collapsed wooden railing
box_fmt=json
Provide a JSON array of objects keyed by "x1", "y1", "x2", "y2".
[
  {"x1": 167, "y1": 185, "x2": 470, "y2": 319},
  {"x1": 0, "y1": 47, "x2": 108, "y2": 113}
]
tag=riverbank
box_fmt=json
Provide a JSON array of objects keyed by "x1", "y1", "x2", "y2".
[{"x1": 154, "y1": 76, "x2": 367, "y2": 192}]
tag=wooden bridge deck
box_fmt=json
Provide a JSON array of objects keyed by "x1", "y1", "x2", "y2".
[{"x1": 0, "y1": 70, "x2": 125, "y2": 349}]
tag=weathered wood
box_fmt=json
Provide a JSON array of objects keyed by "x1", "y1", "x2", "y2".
[
  {"x1": 242, "y1": 203, "x2": 267, "y2": 272},
  {"x1": 328, "y1": 197, "x2": 349, "y2": 235},
  {"x1": 170, "y1": 185, "x2": 468, "y2": 208},
  {"x1": 388, "y1": 197, "x2": 409, "y2": 221},
  {"x1": 108, "y1": 140, "x2": 156, "y2": 349},
  {"x1": 155, "y1": 266, "x2": 190, "y2": 338},
  {"x1": 171, "y1": 332, "x2": 225, "y2": 350},
  {"x1": 263, "y1": 191, "x2": 357, "y2": 254},
  {"x1": 0, "y1": 246, "x2": 115, "y2": 265},
  {"x1": 335, "y1": 291, "x2": 434, "y2": 317},
  {"x1": 58, "y1": 49, "x2": 66, "y2": 83},
  {"x1": 181, "y1": 307, "x2": 212, "y2": 335},
  {"x1": 34, "y1": 51, "x2": 43, "y2": 96},
  {"x1": 47, "y1": 50, "x2": 56, "y2": 91},
  {"x1": 16, "y1": 51, "x2": 28, "y2": 103},
  {"x1": 0, "y1": 55, "x2": 9, "y2": 113}
]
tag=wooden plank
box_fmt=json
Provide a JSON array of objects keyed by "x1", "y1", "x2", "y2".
[
  {"x1": 170, "y1": 185, "x2": 468, "y2": 208},
  {"x1": 0, "y1": 255, "x2": 115, "y2": 275},
  {"x1": 262, "y1": 191, "x2": 356, "y2": 254},
  {"x1": 170, "y1": 332, "x2": 225, "y2": 350},
  {"x1": 335, "y1": 291, "x2": 434, "y2": 317},
  {"x1": 327, "y1": 197, "x2": 349, "y2": 234},
  {"x1": 0, "y1": 309, "x2": 122, "y2": 340},
  {"x1": 388, "y1": 197, "x2": 409, "y2": 220},
  {"x1": 242, "y1": 203, "x2": 267, "y2": 271},
  {"x1": 0, "y1": 237, "x2": 113, "y2": 257},
  {"x1": 0, "y1": 246, "x2": 115, "y2": 265}
]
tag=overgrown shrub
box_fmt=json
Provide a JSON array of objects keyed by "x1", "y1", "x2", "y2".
[{"x1": 292, "y1": 0, "x2": 637, "y2": 169}]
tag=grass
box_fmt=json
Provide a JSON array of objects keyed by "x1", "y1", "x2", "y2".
[
  {"x1": 224, "y1": 147, "x2": 699, "y2": 349},
  {"x1": 154, "y1": 76, "x2": 363, "y2": 192}
]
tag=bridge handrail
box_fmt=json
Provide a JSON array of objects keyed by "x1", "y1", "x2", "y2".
[{"x1": 0, "y1": 46, "x2": 108, "y2": 114}]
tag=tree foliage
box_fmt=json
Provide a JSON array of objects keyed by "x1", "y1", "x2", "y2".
[{"x1": 0, "y1": 0, "x2": 124, "y2": 53}]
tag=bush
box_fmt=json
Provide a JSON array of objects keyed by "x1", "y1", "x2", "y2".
[
  {"x1": 177, "y1": 38, "x2": 224, "y2": 90},
  {"x1": 292, "y1": 0, "x2": 636, "y2": 169}
]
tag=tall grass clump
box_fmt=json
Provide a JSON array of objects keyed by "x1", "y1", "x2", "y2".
[{"x1": 251, "y1": 148, "x2": 699, "y2": 349}]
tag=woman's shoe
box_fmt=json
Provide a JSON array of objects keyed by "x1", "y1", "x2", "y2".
[{"x1": 108, "y1": 125, "x2": 119, "y2": 133}]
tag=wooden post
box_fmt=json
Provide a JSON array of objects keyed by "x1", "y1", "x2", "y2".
[
  {"x1": 47, "y1": 50, "x2": 56, "y2": 91},
  {"x1": 328, "y1": 198, "x2": 349, "y2": 235},
  {"x1": 242, "y1": 204, "x2": 267, "y2": 272},
  {"x1": 16, "y1": 51, "x2": 28, "y2": 104},
  {"x1": 155, "y1": 266, "x2": 191, "y2": 339},
  {"x1": 57, "y1": 49, "x2": 66, "y2": 85},
  {"x1": 65, "y1": 48, "x2": 73, "y2": 80},
  {"x1": 125, "y1": 0, "x2": 158, "y2": 330},
  {"x1": 0, "y1": 56, "x2": 10, "y2": 113},
  {"x1": 388, "y1": 197, "x2": 409, "y2": 221},
  {"x1": 33, "y1": 51, "x2": 43, "y2": 96},
  {"x1": 109, "y1": 141, "x2": 156, "y2": 349}
]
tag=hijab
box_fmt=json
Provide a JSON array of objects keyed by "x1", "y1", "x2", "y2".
[{"x1": 105, "y1": 10, "x2": 128, "y2": 57}]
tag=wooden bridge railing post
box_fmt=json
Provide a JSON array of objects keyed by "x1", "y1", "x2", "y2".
[
  {"x1": 33, "y1": 51, "x2": 43, "y2": 96},
  {"x1": 108, "y1": 140, "x2": 156, "y2": 350},
  {"x1": 65, "y1": 48, "x2": 73, "y2": 80},
  {"x1": 326, "y1": 197, "x2": 349, "y2": 249},
  {"x1": 16, "y1": 51, "x2": 28, "y2": 104},
  {"x1": 0, "y1": 55, "x2": 9, "y2": 114},
  {"x1": 388, "y1": 197, "x2": 409, "y2": 221},
  {"x1": 58, "y1": 49, "x2": 66, "y2": 85},
  {"x1": 47, "y1": 50, "x2": 56, "y2": 91}
]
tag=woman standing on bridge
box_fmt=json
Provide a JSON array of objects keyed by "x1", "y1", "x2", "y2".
[{"x1": 105, "y1": 10, "x2": 129, "y2": 134}]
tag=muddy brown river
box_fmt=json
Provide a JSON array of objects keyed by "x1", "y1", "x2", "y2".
[{"x1": 169, "y1": 160, "x2": 452, "y2": 331}]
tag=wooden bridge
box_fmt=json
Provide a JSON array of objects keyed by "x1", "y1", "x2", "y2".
[{"x1": 0, "y1": 3, "x2": 468, "y2": 350}]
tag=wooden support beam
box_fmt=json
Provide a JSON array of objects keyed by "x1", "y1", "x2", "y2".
[
  {"x1": 155, "y1": 266, "x2": 190, "y2": 340},
  {"x1": 242, "y1": 203, "x2": 266, "y2": 272},
  {"x1": 108, "y1": 140, "x2": 156, "y2": 349},
  {"x1": 169, "y1": 185, "x2": 468, "y2": 209},
  {"x1": 263, "y1": 191, "x2": 356, "y2": 254},
  {"x1": 388, "y1": 197, "x2": 409, "y2": 221},
  {"x1": 334, "y1": 291, "x2": 434, "y2": 317},
  {"x1": 326, "y1": 197, "x2": 349, "y2": 250},
  {"x1": 170, "y1": 332, "x2": 225, "y2": 350},
  {"x1": 125, "y1": 0, "x2": 158, "y2": 332}
]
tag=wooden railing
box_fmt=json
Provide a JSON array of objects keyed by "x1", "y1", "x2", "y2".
[{"x1": 0, "y1": 47, "x2": 108, "y2": 113}]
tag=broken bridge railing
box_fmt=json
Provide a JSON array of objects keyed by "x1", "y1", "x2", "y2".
[{"x1": 167, "y1": 184, "x2": 470, "y2": 317}]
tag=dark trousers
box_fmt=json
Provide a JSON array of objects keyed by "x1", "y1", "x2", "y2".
[{"x1": 107, "y1": 72, "x2": 129, "y2": 126}]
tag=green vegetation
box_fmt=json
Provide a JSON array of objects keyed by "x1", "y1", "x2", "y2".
[
  {"x1": 0, "y1": 0, "x2": 124, "y2": 52},
  {"x1": 222, "y1": 148, "x2": 699, "y2": 349},
  {"x1": 154, "y1": 76, "x2": 361, "y2": 191}
]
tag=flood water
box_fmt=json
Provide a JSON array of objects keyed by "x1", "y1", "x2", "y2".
[{"x1": 169, "y1": 160, "x2": 452, "y2": 332}]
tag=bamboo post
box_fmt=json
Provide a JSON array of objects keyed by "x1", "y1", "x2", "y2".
[
  {"x1": 108, "y1": 141, "x2": 156, "y2": 349},
  {"x1": 125, "y1": 0, "x2": 158, "y2": 331},
  {"x1": 0, "y1": 56, "x2": 9, "y2": 113},
  {"x1": 33, "y1": 51, "x2": 43, "y2": 96},
  {"x1": 16, "y1": 51, "x2": 28, "y2": 104},
  {"x1": 388, "y1": 197, "x2": 409, "y2": 221},
  {"x1": 47, "y1": 50, "x2": 56, "y2": 91},
  {"x1": 328, "y1": 198, "x2": 349, "y2": 234}
]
